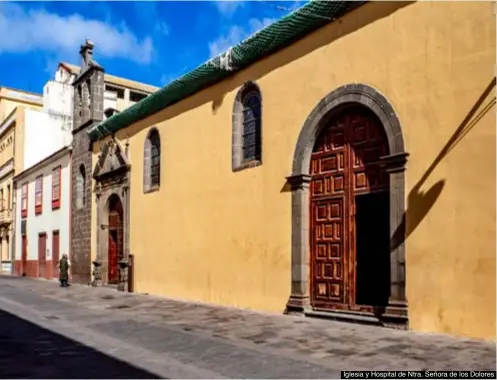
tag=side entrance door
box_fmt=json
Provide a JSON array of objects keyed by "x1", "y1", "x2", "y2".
[
  {"x1": 52, "y1": 230, "x2": 59, "y2": 279},
  {"x1": 38, "y1": 233, "x2": 47, "y2": 279},
  {"x1": 108, "y1": 195, "x2": 123, "y2": 285},
  {"x1": 21, "y1": 236, "x2": 27, "y2": 275},
  {"x1": 108, "y1": 231, "x2": 119, "y2": 284}
]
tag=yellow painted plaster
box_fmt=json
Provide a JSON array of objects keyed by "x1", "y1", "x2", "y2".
[
  {"x1": 0, "y1": 88, "x2": 42, "y2": 121},
  {"x1": 0, "y1": 124, "x2": 15, "y2": 223},
  {"x1": 92, "y1": 1, "x2": 496, "y2": 340},
  {"x1": 0, "y1": 128, "x2": 14, "y2": 168}
]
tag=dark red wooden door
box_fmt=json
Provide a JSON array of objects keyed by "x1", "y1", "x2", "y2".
[
  {"x1": 52, "y1": 231, "x2": 60, "y2": 279},
  {"x1": 21, "y1": 236, "x2": 27, "y2": 275},
  {"x1": 38, "y1": 233, "x2": 47, "y2": 279},
  {"x1": 310, "y1": 106, "x2": 389, "y2": 311},
  {"x1": 108, "y1": 195, "x2": 123, "y2": 285},
  {"x1": 108, "y1": 232, "x2": 118, "y2": 283}
]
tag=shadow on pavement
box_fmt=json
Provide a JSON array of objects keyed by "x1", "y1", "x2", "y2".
[{"x1": 0, "y1": 309, "x2": 162, "y2": 379}]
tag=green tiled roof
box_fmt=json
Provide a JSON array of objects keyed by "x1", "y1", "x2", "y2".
[{"x1": 88, "y1": 0, "x2": 365, "y2": 142}]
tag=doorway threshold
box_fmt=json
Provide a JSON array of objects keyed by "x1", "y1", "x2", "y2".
[
  {"x1": 305, "y1": 308, "x2": 408, "y2": 329},
  {"x1": 305, "y1": 308, "x2": 382, "y2": 326}
]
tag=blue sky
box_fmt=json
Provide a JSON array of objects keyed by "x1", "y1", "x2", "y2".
[{"x1": 0, "y1": 1, "x2": 307, "y2": 93}]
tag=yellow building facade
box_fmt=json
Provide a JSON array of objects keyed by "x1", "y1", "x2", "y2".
[
  {"x1": 86, "y1": 1, "x2": 495, "y2": 340},
  {"x1": 0, "y1": 88, "x2": 43, "y2": 272}
]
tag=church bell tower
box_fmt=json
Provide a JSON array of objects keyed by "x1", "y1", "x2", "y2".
[{"x1": 70, "y1": 40, "x2": 105, "y2": 284}]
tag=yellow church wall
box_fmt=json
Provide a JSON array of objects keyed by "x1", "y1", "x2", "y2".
[{"x1": 92, "y1": 1, "x2": 495, "y2": 340}]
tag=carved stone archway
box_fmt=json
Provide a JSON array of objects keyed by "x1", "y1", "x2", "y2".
[
  {"x1": 93, "y1": 138, "x2": 131, "y2": 291},
  {"x1": 286, "y1": 84, "x2": 409, "y2": 325}
]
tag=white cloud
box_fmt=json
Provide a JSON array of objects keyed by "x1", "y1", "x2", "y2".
[
  {"x1": 0, "y1": 2, "x2": 154, "y2": 64},
  {"x1": 214, "y1": 1, "x2": 245, "y2": 18},
  {"x1": 208, "y1": 17, "x2": 276, "y2": 58}
]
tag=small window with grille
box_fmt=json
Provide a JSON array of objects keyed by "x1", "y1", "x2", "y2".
[
  {"x1": 241, "y1": 90, "x2": 262, "y2": 162},
  {"x1": 232, "y1": 82, "x2": 263, "y2": 172},
  {"x1": 144, "y1": 128, "x2": 161, "y2": 193}
]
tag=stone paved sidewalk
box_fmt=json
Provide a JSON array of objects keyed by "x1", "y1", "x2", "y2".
[
  {"x1": 0, "y1": 307, "x2": 161, "y2": 379},
  {"x1": 0, "y1": 275, "x2": 495, "y2": 375}
]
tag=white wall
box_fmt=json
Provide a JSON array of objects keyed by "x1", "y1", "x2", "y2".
[
  {"x1": 15, "y1": 151, "x2": 71, "y2": 262},
  {"x1": 104, "y1": 90, "x2": 118, "y2": 112},
  {"x1": 55, "y1": 66, "x2": 75, "y2": 84},
  {"x1": 23, "y1": 109, "x2": 72, "y2": 171},
  {"x1": 20, "y1": 67, "x2": 74, "y2": 172},
  {"x1": 43, "y1": 80, "x2": 74, "y2": 118}
]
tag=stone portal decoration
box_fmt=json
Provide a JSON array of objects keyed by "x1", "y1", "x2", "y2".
[
  {"x1": 286, "y1": 83, "x2": 409, "y2": 327},
  {"x1": 93, "y1": 139, "x2": 130, "y2": 181},
  {"x1": 93, "y1": 137, "x2": 132, "y2": 292}
]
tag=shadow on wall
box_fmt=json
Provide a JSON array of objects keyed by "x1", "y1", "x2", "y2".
[
  {"x1": 122, "y1": 1, "x2": 415, "y2": 140},
  {"x1": 393, "y1": 77, "x2": 496, "y2": 249},
  {"x1": 0, "y1": 309, "x2": 162, "y2": 379}
]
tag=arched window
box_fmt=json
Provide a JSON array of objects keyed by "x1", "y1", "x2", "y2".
[
  {"x1": 232, "y1": 82, "x2": 262, "y2": 172},
  {"x1": 144, "y1": 128, "x2": 161, "y2": 193},
  {"x1": 77, "y1": 164, "x2": 86, "y2": 209}
]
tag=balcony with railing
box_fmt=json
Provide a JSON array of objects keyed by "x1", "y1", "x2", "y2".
[{"x1": 0, "y1": 199, "x2": 12, "y2": 224}]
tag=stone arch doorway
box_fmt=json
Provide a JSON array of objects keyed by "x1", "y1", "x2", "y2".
[
  {"x1": 287, "y1": 84, "x2": 409, "y2": 326},
  {"x1": 107, "y1": 194, "x2": 123, "y2": 285},
  {"x1": 93, "y1": 137, "x2": 131, "y2": 291},
  {"x1": 310, "y1": 105, "x2": 390, "y2": 312}
]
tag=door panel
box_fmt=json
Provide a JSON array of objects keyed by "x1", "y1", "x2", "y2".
[
  {"x1": 349, "y1": 112, "x2": 389, "y2": 194},
  {"x1": 52, "y1": 231, "x2": 60, "y2": 279},
  {"x1": 311, "y1": 198, "x2": 347, "y2": 307},
  {"x1": 21, "y1": 236, "x2": 27, "y2": 275},
  {"x1": 108, "y1": 231, "x2": 119, "y2": 284},
  {"x1": 38, "y1": 234, "x2": 47, "y2": 279},
  {"x1": 310, "y1": 111, "x2": 350, "y2": 309},
  {"x1": 108, "y1": 195, "x2": 123, "y2": 285}
]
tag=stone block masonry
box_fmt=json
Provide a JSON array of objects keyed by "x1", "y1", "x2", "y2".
[{"x1": 70, "y1": 41, "x2": 105, "y2": 284}]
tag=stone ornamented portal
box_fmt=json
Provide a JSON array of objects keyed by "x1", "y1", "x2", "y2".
[
  {"x1": 286, "y1": 84, "x2": 409, "y2": 326},
  {"x1": 93, "y1": 138, "x2": 131, "y2": 291}
]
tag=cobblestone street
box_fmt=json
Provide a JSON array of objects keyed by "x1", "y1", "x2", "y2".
[{"x1": 0, "y1": 275, "x2": 494, "y2": 378}]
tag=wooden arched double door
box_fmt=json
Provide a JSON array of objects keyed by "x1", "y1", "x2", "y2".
[
  {"x1": 108, "y1": 195, "x2": 123, "y2": 285},
  {"x1": 310, "y1": 106, "x2": 391, "y2": 313}
]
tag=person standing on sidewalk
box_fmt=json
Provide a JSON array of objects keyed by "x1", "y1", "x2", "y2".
[{"x1": 58, "y1": 254, "x2": 70, "y2": 288}]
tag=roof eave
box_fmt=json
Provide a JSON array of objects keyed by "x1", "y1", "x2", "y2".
[{"x1": 88, "y1": 1, "x2": 367, "y2": 142}]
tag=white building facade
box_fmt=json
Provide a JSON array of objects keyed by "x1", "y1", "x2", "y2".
[
  {"x1": 14, "y1": 147, "x2": 71, "y2": 279},
  {"x1": 21, "y1": 65, "x2": 75, "y2": 172}
]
